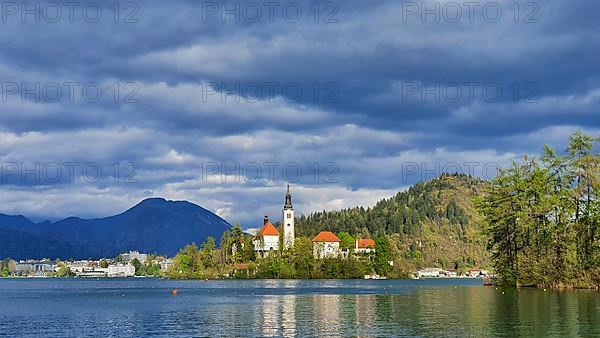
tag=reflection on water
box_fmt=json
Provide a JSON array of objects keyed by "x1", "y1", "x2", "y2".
[
  {"x1": 313, "y1": 294, "x2": 340, "y2": 336},
  {"x1": 0, "y1": 278, "x2": 599, "y2": 337},
  {"x1": 281, "y1": 294, "x2": 296, "y2": 337}
]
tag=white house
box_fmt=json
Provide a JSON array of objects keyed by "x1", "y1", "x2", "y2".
[
  {"x1": 253, "y1": 216, "x2": 280, "y2": 257},
  {"x1": 160, "y1": 259, "x2": 175, "y2": 272},
  {"x1": 15, "y1": 263, "x2": 34, "y2": 276},
  {"x1": 108, "y1": 263, "x2": 136, "y2": 277},
  {"x1": 121, "y1": 250, "x2": 148, "y2": 263},
  {"x1": 312, "y1": 231, "x2": 341, "y2": 259},
  {"x1": 33, "y1": 262, "x2": 55, "y2": 277},
  {"x1": 417, "y1": 268, "x2": 443, "y2": 278},
  {"x1": 66, "y1": 260, "x2": 92, "y2": 274},
  {"x1": 79, "y1": 268, "x2": 108, "y2": 278},
  {"x1": 354, "y1": 239, "x2": 376, "y2": 254}
]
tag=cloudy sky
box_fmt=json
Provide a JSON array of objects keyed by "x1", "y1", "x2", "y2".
[{"x1": 0, "y1": 0, "x2": 598, "y2": 227}]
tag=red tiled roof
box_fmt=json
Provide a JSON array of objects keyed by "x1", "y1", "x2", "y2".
[
  {"x1": 255, "y1": 222, "x2": 279, "y2": 237},
  {"x1": 312, "y1": 231, "x2": 341, "y2": 242},
  {"x1": 356, "y1": 239, "x2": 376, "y2": 248}
]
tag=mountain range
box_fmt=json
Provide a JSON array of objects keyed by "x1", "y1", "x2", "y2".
[{"x1": 0, "y1": 198, "x2": 231, "y2": 260}]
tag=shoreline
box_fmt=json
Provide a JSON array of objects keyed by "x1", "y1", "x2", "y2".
[{"x1": 2, "y1": 276, "x2": 599, "y2": 290}]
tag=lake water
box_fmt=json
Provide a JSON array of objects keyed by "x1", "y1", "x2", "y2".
[{"x1": 0, "y1": 278, "x2": 598, "y2": 337}]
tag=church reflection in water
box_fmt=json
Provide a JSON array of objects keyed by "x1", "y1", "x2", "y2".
[
  {"x1": 255, "y1": 290, "x2": 384, "y2": 337},
  {"x1": 258, "y1": 295, "x2": 283, "y2": 337},
  {"x1": 313, "y1": 295, "x2": 341, "y2": 336}
]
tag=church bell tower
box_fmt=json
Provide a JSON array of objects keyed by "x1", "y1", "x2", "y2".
[{"x1": 282, "y1": 184, "x2": 295, "y2": 250}]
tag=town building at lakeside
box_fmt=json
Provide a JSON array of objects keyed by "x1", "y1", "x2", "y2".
[
  {"x1": 4, "y1": 251, "x2": 175, "y2": 278},
  {"x1": 120, "y1": 250, "x2": 147, "y2": 263},
  {"x1": 416, "y1": 267, "x2": 491, "y2": 279}
]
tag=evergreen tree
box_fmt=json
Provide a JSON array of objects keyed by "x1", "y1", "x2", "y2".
[
  {"x1": 373, "y1": 235, "x2": 391, "y2": 276},
  {"x1": 479, "y1": 131, "x2": 600, "y2": 288}
]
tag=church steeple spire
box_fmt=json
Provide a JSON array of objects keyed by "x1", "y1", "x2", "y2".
[
  {"x1": 284, "y1": 183, "x2": 293, "y2": 209},
  {"x1": 282, "y1": 183, "x2": 295, "y2": 250}
]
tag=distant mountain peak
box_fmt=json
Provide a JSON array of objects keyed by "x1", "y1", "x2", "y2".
[
  {"x1": 0, "y1": 197, "x2": 232, "y2": 260},
  {"x1": 140, "y1": 197, "x2": 168, "y2": 203},
  {"x1": 131, "y1": 197, "x2": 169, "y2": 208}
]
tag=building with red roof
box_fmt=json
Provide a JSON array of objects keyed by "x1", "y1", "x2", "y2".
[
  {"x1": 312, "y1": 231, "x2": 341, "y2": 259},
  {"x1": 252, "y1": 216, "x2": 280, "y2": 257},
  {"x1": 312, "y1": 231, "x2": 341, "y2": 243},
  {"x1": 354, "y1": 238, "x2": 376, "y2": 254},
  {"x1": 253, "y1": 185, "x2": 296, "y2": 256}
]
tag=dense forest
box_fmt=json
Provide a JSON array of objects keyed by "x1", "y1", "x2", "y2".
[
  {"x1": 296, "y1": 173, "x2": 490, "y2": 272},
  {"x1": 478, "y1": 131, "x2": 600, "y2": 288},
  {"x1": 297, "y1": 173, "x2": 479, "y2": 236}
]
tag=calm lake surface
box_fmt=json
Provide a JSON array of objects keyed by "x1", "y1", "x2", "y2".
[{"x1": 0, "y1": 278, "x2": 598, "y2": 337}]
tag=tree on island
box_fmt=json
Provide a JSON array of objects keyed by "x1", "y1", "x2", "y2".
[
  {"x1": 220, "y1": 223, "x2": 255, "y2": 264},
  {"x1": 478, "y1": 131, "x2": 600, "y2": 288},
  {"x1": 338, "y1": 232, "x2": 355, "y2": 250},
  {"x1": 373, "y1": 236, "x2": 392, "y2": 276},
  {"x1": 200, "y1": 236, "x2": 216, "y2": 269}
]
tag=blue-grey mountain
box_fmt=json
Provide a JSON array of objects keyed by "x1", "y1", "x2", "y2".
[{"x1": 0, "y1": 198, "x2": 231, "y2": 260}]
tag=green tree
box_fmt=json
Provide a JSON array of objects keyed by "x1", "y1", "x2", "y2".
[
  {"x1": 479, "y1": 131, "x2": 600, "y2": 288},
  {"x1": 131, "y1": 258, "x2": 142, "y2": 275},
  {"x1": 292, "y1": 237, "x2": 315, "y2": 278},
  {"x1": 177, "y1": 254, "x2": 192, "y2": 271},
  {"x1": 220, "y1": 229, "x2": 232, "y2": 264},
  {"x1": 200, "y1": 237, "x2": 217, "y2": 268},
  {"x1": 170, "y1": 243, "x2": 201, "y2": 278},
  {"x1": 55, "y1": 264, "x2": 74, "y2": 277},
  {"x1": 337, "y1": 232, "x2": 355, "y2": 250},
  {"x1": 566, "y1": 131, "x2": 600, "y2": 268},
  {"x1": 240, "y1": 235, "x2": 257, "y2": 262},
  {"x1": 373, "y1": 235, "x2": 392, "y2": 276},
  {"x1": 0, "y1": 260, "x2": 11, "y2": 277},
  {"x1": 144, "y1": 263, "x2": 162, "y2": 276}
]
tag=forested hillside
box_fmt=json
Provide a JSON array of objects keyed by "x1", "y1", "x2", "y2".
[{"x1": 296, "y1": 173, "x2": 491, "y2": 273}]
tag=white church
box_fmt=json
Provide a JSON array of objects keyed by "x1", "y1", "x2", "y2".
[
  {"x1": 252, "y1": 184, "x2": 367, "y2": 259},
  {"x1": 252, "y1": 184, "x2": 295, "y2": 256}
]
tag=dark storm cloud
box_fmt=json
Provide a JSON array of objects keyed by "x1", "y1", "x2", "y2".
[{"x1": 0, "y1": 0, "x2": 598, "y2": 224}]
